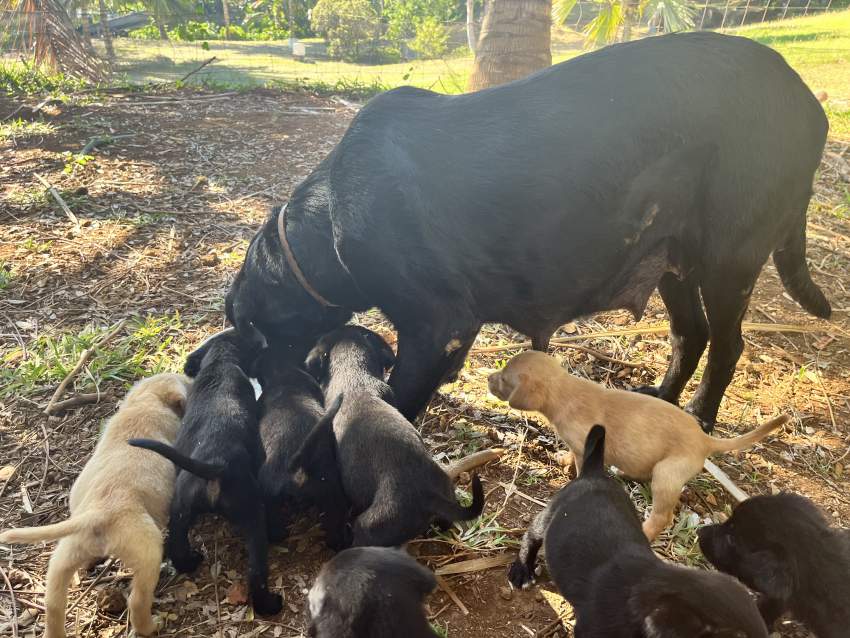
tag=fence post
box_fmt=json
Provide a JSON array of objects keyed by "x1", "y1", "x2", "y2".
[
  {"x1": 699, "y1": 0, "x2": 710, "y2": 29},
  {"x1": 781, "y1": 0, "x2": 791, "y2": 20},
  {"x1": 761, "y1": 0, "x2": 771, "y2": 22},
  {"x1": 803, "y1": 0, "x2": 812, "y2": 15},
  {"x1": 740, "y1": 0, "x2": 752, "y2": 25},
  {"x1": 720, "y1": 0, "x2": 731, "y2": 28}
]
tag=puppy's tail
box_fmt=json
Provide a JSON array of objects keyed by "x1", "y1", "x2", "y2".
[
  {"x1": 441, "y1": 474, "x2": 485, "y2": 523},
  {"x1": 705, "y1": 414, "x2": 789, "y2": 454},
  {"x1": 128, "y1": 439, "x2": 225, "y2": 480},
  {"x1": 580, "y1": 424, "x2": 607, "y2": 478},
  {"x1": 0, "y1": 512, "x2": 101, "y2": 544},
  {"x1": 287, "y1": 394, "x2": 343, "y2": 473}
]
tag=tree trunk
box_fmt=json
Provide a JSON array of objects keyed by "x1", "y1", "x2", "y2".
[
  {"x1": 80, "y1": 0, "x2": 95, "y2": 53},
  {"x1": 97, "y1": 0, "x2": 114, "y2": 59},
  {"x1": 620, "y1": 0, "x2": 636, "y2": 41},
  {"x1": 467, "y1": 0, "x2": 551, "y2": 91},
  {"x1": 154, "y1": 11, "x2": 170, "y2": 40},
  {"x1": 466, "y1": 0, "x2": 477, "y2": 53},
  {"x1": 222, "y1": 0, "x2": 231, "y2": 39}
]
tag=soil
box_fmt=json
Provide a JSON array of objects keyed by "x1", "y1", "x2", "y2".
[{"x1": 0, "y1": 88, "x2": 848, "y2": 638}]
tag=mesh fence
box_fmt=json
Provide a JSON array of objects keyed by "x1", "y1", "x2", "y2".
[{"x1": 0, "y1": 1, "x2": 846, "y2": 91}]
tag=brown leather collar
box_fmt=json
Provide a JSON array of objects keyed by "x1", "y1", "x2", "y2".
[{"x1": 276, "y1": 204, "x2": 338, "y2": 308}]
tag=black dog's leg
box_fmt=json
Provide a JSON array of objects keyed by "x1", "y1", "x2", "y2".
[
  {"x1": 508, "y1": 511, "x2": 548, "y2": 589},
  {"x1": 636, "y1": 273, "x2": 708, "y2": 404},
  {"x1": 686, "y1": 268, "x2": 759, "y2": 432},
  {"x1": 166, "y1": 487, "x2": 203, "y2": 573},
  {"x1": 237, "y1": 503, "x2": 283, "y2": 616},
  {"x1": 757, "y1": 596, "x2": 784, "y2": 630},
  {"x1": 319, "y1": 495, "x2": 352, "y2": 551},
  {"x1": 390, "y1": 319, "x2": 481, "y2": 421}
]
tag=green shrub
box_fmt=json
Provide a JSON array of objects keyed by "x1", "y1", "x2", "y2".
[
  {"x1": 310, "y1": 0, "x2": 381, "y2": 62},
  {"x1": 411, "y1": 16, "x2": 448, "y2": 58},
  {"x1": 169, "y1": 20, "x2": 222, "y2": 41},
  {"x1": 0, "y1": 61, "x2": 87, "y2": 95},
  {"x1": 128, "y1": 23, "x2": 161, "y2": 39}
]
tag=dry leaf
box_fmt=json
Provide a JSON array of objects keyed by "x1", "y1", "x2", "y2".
[
  {"x1": 226, "y1": 581, "x2": 249, "y2": 606},
  {"x1": 0, "y1": 466, "x2": 15, "y2": 481}
]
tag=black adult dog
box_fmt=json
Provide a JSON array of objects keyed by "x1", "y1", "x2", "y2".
[
  {"x1": 698, "y1": 493, "x2": 850, "y2": 638},
  {"x1": 508, "y1": 425, "x2": 768, "y2": 637},
  {"x1": 306, "y1": 547, "x2": 437, "y2": 637},
  {"x1": 226, "y1": 32, "x2": 830, "y2": 431},
  {"x1": 129, "y1": 329, "x2": 282, "y2": 616},
  {"x1": 296, "y1": 325, "x2": 484, "y2": 546},
  {"x1": 254, "y1": 343, "x2": 349, "y2": 549}
]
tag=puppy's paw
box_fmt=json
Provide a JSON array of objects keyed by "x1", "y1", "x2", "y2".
[
  {"x1": 171, "y1": 550, "x2": 203, "y2": 574},
  {"x1": 252, "y1": 590, "x2": 283, "y2": 617},
  {"x1": 507, "y1": 560, "x2": 534, "y2": 590}
]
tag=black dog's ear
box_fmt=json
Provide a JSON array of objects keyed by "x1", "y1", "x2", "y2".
[
  {"x1": 184, "y1": 348, "x2": 204, "y2": 378},
  {"x1": 305, "y1": 344, "x2": 329, "y2": 382},
  {"x1": 743, "y1": 549, "x2": 794, "y2": 603},
  {"x1": 363, "y1": 330, "x2": 396, "y2": 371},
  {"x1": 581, "y1": 425, "x2": 607, "y2": 477}
]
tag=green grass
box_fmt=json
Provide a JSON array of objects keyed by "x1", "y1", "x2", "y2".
[
  {"x1": 0, "y1": 118, "x2": 57, "y2": 141},
  {"x1": 0, "y1": 61, "x2": 88, "y2": 95},
  {"x1": 0, "y1": 313, "x2": 188, "y2": 398},
  {"x1": 728, "y1": 10, "x2": 850, "y2": 138}
]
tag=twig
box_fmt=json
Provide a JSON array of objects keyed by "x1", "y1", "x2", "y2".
[
  {"x1": 499, "y1": 482, "x2": 548, "y2": 508},
  {"x1": 33, "y1": 421, "x2": 50, "y2": 505},
  {"x1": 434, "y1": 575, "x2": 468, "y2": 615},
  {"x1": 67, "y1": 558, "x2": 115, "y2": 614},
  {"x1": 444, "y1": 448, "x2": 505, "y2": 480},
  {"x1": 179, "y1": 56, "x2": 217, "y2": 83},
  {"x1": 0, "y1": 563, "x2": 19, "y2": 638},
  {"x1": 45, "y1": 393, "x2": 105, "y2": 415},
  {"x1": 703, "y1": 460, "x2": 749, "y2": 503},
  {"x1": 537, "y1": 617, "x2": 563, "y2": 638},
  {"x1": 814, "y1": 356, "x2": 837, "y2": 433},
  {"x1": 33, "y1": 173, "x2": 80, "y2": 231},
  {"x1": 43, "y1": 320, "x2": 126, "y2": 415},
  {"x1": 559, "y1": 343, "x2": 646, "y2": 368},
  {"x1": 79, "y1": 134, "x2": 133, "y2": 157},
  {"x1": 434, "y1": 554, "x2": 514, "y2": 576}
]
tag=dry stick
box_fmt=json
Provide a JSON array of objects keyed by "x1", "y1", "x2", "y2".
[
  {"x1": 43, "y1": 320, "x2": 126, "y2": 415},
  {"x1": 434, "y1": 554, "x2": 514, "y2": 577},
  {"x1": 0, "y1": 563, "x2": 19, "y2": 638},
  {"x1": 46, "y1": 393, "x2": 104, "y2": 414},
  {"x1": 444, "y1": 448, "x2": 505, "y2": 481},
  {"x1": 34, "y1": 173, "x2": 80, "y2": 231},
  {"x1": 434, "y1": 575, "x2": 469, "y2": 616},
  {"x1": 32, "y1": 421, "x2": 51, "y2": 505},
  {"x1": 67, "y1": 558, "x2": 116, "y2": 615},
  {"x1": 815, "y1": 357, "x2": 838, "y2": 432},
  {"x1": 79, "y1": 134, "x2": 134, "y2": 157},
  {"x1": 537, "y1": 617, "x2": 563, "y2": 638},
  {"x1": 471, "y1": 322, "x2": 833, "y2": 354},
  {"x1": 703, "y1": 460, "x2": 749, "y2": 503},
  {"x1": 178, "y1": 56, "x2": 217, "y2": 83}
]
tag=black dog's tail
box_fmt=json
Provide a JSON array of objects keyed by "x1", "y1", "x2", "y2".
[
  {"x1": 287, "y1": 394, "x2": 343, "y2": 474},
  {"x1": 440, "y1": 474, "x2": 485, "y2": 523},
  {"x1": 128, "y1": 439, "x2": 226, "y2": 480},
  {"x1": 580, "y1": 425, "x2": 607, "y2": 478},
  {"x1": 773, "y1": 216, "x2": 831, "y2": 319}
]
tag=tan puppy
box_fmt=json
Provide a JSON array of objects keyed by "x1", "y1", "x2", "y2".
[
  {"x1": 0, "y1": 373, "x2": 191, "y2": 638},
  {"x1": 488, "y1": 351, "x2": 788, "y2": 540}
]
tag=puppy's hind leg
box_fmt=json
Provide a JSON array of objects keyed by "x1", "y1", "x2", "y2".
[
  {"x1": 642, "y1": 460, "x2": 692, "y2": 542},
  {"x1": 44, "y1": 538, "x2": 90, "y2": 638},
  {"x1": 508, "y1": 509, "x2": 549, "y2": 589},
  {"x1": 116, "y1": 514, "x2": 163, "y2": 636},
  {"x1": 231, "y1": 492, "x2": 282, "y2": 616}
]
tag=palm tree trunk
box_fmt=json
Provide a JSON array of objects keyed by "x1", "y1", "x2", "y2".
[
  {"x1": 97, "y1": 0, "x2": 114, "y2": 59},
  {"x1": 621, "y1": 0, "x2": 636, "y2": 41},
  {"x1": 466, "y1": 0, "x2": 477, "y2": 53},
  {"x1": 467, "y1": 0, "x2": 551, "y2": 91},
  {"x1": 222, "y1": 0, "x2": 231, "y2": 39},
  {"x1": 80, "y1": 0, "x2": 95, "y2": 52},
  {"x1": 154, "y1": 8, "x2": 170, "y2": 40}
]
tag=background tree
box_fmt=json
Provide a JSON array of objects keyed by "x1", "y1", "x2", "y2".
[
  {"x1": 96, "y1": 0, "x2": 115, "y2": 57},
  {"x1": 554, "y1": 0, "x2": 693, "y2": 46},
  {"x1": 467, "y1": 0, "x2": 551, "y2": 90}
]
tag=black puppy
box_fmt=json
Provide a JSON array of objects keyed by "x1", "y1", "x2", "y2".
[
  {"x1": 698, "y1": 493, "x2": 850, "y2": 638},
  {"x1": 509, "y1": 425, "x2": 768, "y2": 637},
  {"x1": 307, "y1": 547, "x2": 437, "y2": 637},
  {"x1": 129, "y1": 328, "x2": 282, "y2": 615},
  {"x1": 254, "y1": 343, "x2": 349, "y2": 549},
  {"x1": 296, "y1": 325, "x2": 484, "y2": 547}
]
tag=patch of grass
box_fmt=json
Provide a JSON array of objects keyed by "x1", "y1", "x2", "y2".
[
  {"x1": 21, "y1": 238, "x2": 53, "y2": 254},
  {"x1": 435, "y1": 511, "x2": 519, "y2": 552},
  {"x1": 0, "y1": 313, "x2": 187, "y2": 398},
  {"x1": 0, "y1": 118, "x2": 57, "y2": 141},
  {"x1": 0, "y1": 61, "x2": 88, "y2": 95},
  {"x1": 0, "y1": 265, "x2": 12, "y2": 289},
  {"x1": 431, "y1": 622, "x2": 449, "y2": 638}
]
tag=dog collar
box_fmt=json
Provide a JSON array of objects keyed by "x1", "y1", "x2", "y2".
[{"x1": 276, "y1": 204, "x2": 339, "y2": 308}]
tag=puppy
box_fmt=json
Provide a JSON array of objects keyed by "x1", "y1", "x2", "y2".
[
  {"x1": 699, "y1": 493, "x2": 850, "y2": 638},
  {"x1": 509, "y1": 425, "x2": 768, "y2": 638},
  {"x1": 129, "y1": 328, "x2": 282, "y2": 616},
  {"x1": 254, "y1": 343, "x2": 349, "y2": 549},
  {"x1": 489, "y1": 351, "x2": 788, "y2": 539},
  {"x1": 0, "y1": 373, "x2": 190, "y2": 638},
  {"x1": 296, "y1": 325, "x2": 484, "y2": 547},
  {"x1": 307, "y1": 546, "x2": 436, "y2": 637}
]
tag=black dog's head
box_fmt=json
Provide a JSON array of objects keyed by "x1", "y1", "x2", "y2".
[
  {"x1": 305, "y1": 326, "x2": 395, "y2": 386},
  {"x1": 184, "y1": 327, "x2": 265, "y2": 378},
  {"x1": 698, "y1": 493, "x2": 831, "y2": 608}
]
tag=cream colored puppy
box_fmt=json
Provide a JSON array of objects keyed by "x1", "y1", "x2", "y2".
[
  {"x1": 488, "y1": 351, "x2": 787, "y2": 540},
  {"x1": 0, "y1": 373, "x2": 191, "y2": 638}
]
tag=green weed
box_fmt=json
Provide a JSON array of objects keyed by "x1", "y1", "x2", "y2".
[{"x1": 0, "y1": 118, "x2": 57, "y2": 141}]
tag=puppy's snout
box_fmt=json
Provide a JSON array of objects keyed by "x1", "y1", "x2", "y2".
[{"x1": 488, "y1": 372, "x2": 507, "y2": 399}]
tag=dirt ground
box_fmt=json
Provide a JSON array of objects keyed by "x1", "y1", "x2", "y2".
[{"x1": 1, "y1": 88, "x2": 848, "y2": 638}]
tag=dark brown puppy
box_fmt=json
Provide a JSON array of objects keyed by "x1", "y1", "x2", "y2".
[
  {"x1": 509, "y1": 425, "x2": 768, "y2": 638},
  {"x1": 296, "y1": 325, "x2": 484, "y2": 547},
  {"x1": 307, "y1": 547, "x2": 437, "y2": 637},
  {"x1": 698, "y1": 493, "x2": 850, "y2": 638},
  {"x1": 254, "y1": 343, "x2": 349, "y2": 550}
]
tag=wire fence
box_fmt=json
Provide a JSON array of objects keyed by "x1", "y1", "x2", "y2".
[{"x1": 1, "y1": 1, "x2": 847, "y2": 92}]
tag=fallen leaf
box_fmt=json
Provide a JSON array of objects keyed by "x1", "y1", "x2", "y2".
[
  {"x1": 226, "y1": 581, "x2": 249, "y2": 606},
  {"x1": 0, "y1": 466, "x2": 15, "y2": 481}
]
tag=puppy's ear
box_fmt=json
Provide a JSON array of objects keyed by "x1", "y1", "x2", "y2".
[
  {"x1": 580, "y1": 425, "x2": 607, "y2": 477},
  {"x1": 507, "y1": 373, "x2": 545, "y2": 412},
  {"x1": 163, "y1": 388, "x2": 187, "y2": 418},
  {"x1": 743, "y1": 549, "x2": 794, "y2": 603},
  {"x1": 364, "y1": 330, "x2": 396, "y2": 371},
  {"x1": 305, "y1": 345, "x2": 329, "y2": 382}
]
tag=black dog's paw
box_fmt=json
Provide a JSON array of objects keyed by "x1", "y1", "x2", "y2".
[
  {"x1": 507, "y1": 560, "x2": 534, "y2": 590},
  {"x1": 267, "y1": 518, "x2": 288, "y2": 544},
  {"x1": 171, "y1": 550, "x2": 203, "y2": 574},
  {"x1": 684, "y1": 404, "x2": 715, "y2": 433},
  {"x1": 632, "y1": 384, "x2": 662, "y2": 397},
  {"x1": 325, "y1": 527, "x2": 352, "y2": 552},
  {"x1": 252, "y1": 590, "x2": 283, "y2": 616}
]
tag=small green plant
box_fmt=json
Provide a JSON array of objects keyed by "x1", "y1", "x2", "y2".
[
  {"x1": 430, "y1": 622, "x2": 449, "y2": 637},
  {"x1": 435, "y1": 512, "x2": 518, "y2": 552},
  {"x1": 21, "y1": 238, "x2": 53, "y2": 253},
  {"x1": 0, "y1": 61, "x2": 88, "y2": 95},
  {"x1": 0, "y1": 118, "x2": 56, "y2": 141},
  {"x1": 0, "y1": 265, "x2": 12, "y2": 289},
  {"x1": 62, "y1": 152, "x2": 94, "y2": 174}
]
